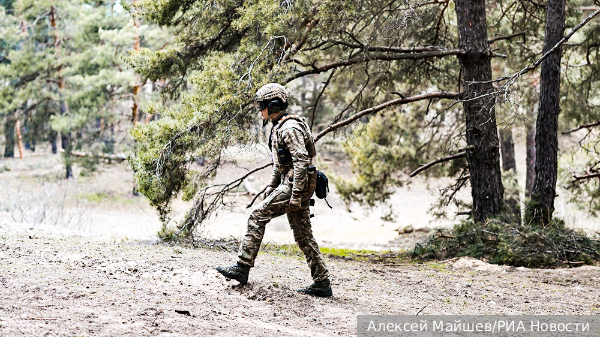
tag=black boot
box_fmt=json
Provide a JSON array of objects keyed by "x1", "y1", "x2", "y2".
[
  {"x1": 297, "y1": 278, "x2": 332, "y2": 297},
  {"x1": 215, "y1": 263, "x2": 250, "y2": 285}
]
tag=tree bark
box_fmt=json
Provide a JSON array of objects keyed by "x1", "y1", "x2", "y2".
[
  {"x1": 526, "y1": 0, "x2": 565, "y2": 224},
  {"x1": 131, "y1": 0, "x2": 141, "y2": 125},
  {"x1": 455, "y1": 0, "x2": 504, "y2": 222},
  {"x1": 500, "y1": 126, "x2": 520, "y2": 221},
  {"x1": 51, "y1": 2, "x2": 72, "y2": 179},
  {"x1": 525, "y1": 107, "x2": 536, "y2": 197},
  {"x1": 62, "y1": 132, "x2": 73, "y2": 179},
  {"x1": 15, "y1": 117, "x2": 24, "y2": 159},
  {"x1": 51, "y1": 130, "x2": 58, "y2": 154},
  {"x1": 4, "y1": 114, "x2": 16, "y2": 158},
  {"x1": 500, "y1": 127, "x2": 516, "y2": 172}
]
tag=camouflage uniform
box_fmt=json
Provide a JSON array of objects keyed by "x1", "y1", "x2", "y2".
[{"x1": 237, "y1": 113, "x2": 329, "y2": 282}]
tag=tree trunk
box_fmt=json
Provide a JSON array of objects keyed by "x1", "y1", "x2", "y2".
[
  {"x1": 4, "y1": 114, "x2": 16, "y2": 158},
  {"x1": 500, "y1": 126, "x2": 520, "y2": 221},
  {"x1": 455, "y1": 0, "x2": 504, "y2": 222},
  {"x1": 131, "y1": 0, "x2": 141, "y2": 125},
  {"x1": 525, "y1": 107, "x2": 536, "y2": 197},
  {"x1": 500, "y1": 127, "x2": 516, "y2": 172},
  {"x1": 62, "y1": 132, "x2": 73, "y2": 179},
  {"x1": 50, "y1": 130, "x2": 58, "y2": 154},
  {"x1": 15, "y1": 117, "x2": 24, "y2": 159},
  {"x1": 51, "y1": 2, "x2": 72, "y2": 179},
  {"x1": 526, "y1": 0, "x2": 565, "y2": 224}
]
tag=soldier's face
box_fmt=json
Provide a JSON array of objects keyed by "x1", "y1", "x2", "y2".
[{"x1": 259, "y1": 107, "x2": 270, "y2": 120}]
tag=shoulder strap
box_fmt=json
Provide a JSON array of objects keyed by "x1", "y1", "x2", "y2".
[{"x1": 274, "y1": 115, "x2": 316, "y2": 158}]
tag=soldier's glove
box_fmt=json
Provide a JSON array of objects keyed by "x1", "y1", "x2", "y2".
[
  {"x1": 264, "y1": 186, "x2": 275, "y2": 198},
  {"x1": 289, "y1": 194, "x2": 302, "y2": 211}
]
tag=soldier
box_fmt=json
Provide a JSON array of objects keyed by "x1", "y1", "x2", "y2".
[{"x1": 216, "y1": 83, "x2": 332, "y2": 297}]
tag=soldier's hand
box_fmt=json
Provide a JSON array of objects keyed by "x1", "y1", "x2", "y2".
[
  {"x1": 289, "y1": 196, "x2": 302, "y2": 211},
  {"x1": 264, "y1": 186, "x2": 274, "y2": 198}
]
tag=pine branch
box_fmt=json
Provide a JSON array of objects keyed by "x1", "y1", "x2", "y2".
[
  {"x1": 572, "y1": 173, "x2": 600, "y2": 182},
  {"x1": 314, "y1": 91, "x2": 460, "y2": 142},
  {"x1": 310, "y1": 68, "x2": 336, "y2": 131},
  {"x1": 410, "y1": 151, "x2": 467, "y2": 177},
  {"x1": 562, "y1": 121, "x2": 600, "y2": 134},
  {"x1": 285, "y1": 50, "x2": 465, "y2": 83},
  {"x1": 323, "y1": 41, "x2": 449, "y2": 53},
  {"x1": 488, "y1": 31, "x2": 528, "y2": 44},
  {"x1": 183, "y1": 91, "x2": 459, "y2": 234},
  {"x1": 478, "y1": 7, "x2": 600, "y2": 86}
]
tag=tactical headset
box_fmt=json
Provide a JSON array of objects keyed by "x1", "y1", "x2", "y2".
[{"x1": 257, "y1": 98, "x2": 289, "y2": 115}]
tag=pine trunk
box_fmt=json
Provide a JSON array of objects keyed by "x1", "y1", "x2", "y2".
[
  {"x1": 527, "y1": 0, "x2": 565, "y2": 224},
  {"x1": 500, "y1": 128, "x2": 516, "y2": 172},
  {"x1": 50, "y1": 130, "x2": 58, "y2": 154},
  {"x1": 15, "y1": 117, "x2": 24, "y2": 159},
  {"x1": 62, "y1": 132, "x2": 73, "y2": 179},
  {"x1": 455, "y1": 0, "x2": 504, "y2": 222},
  {"x1": 500, "y1": 127, "x2": 520, "y2": 221},
  {"x1": 131, "y1": 0, "x2": 141, "y2": 125},
  {"x1": 4, "y1": 114, "x2": 16, "y2": 158},
  {"x1": 51, "y1": 2, "x2": 72, "y2": 179},
  {"x1": 525, "y1": 108, "x2": 536, "y2": 197}
]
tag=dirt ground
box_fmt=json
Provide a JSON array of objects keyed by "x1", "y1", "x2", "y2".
[
  {"x1": 3, "y1": 148, "x2": 600, "y2": 336},
  {"x1": 2, "y1": 224, "x2": 600, "y2": 336}
]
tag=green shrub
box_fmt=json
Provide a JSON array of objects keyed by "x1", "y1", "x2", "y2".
[{"x1": 414, "y1": 218, "x2": 600, "y2": 268}]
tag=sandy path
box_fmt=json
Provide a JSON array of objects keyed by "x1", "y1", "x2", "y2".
[{"x1": 2, "y1": 226, "x2": 600, "y2": 336}]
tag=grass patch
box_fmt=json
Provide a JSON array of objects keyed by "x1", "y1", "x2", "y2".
[
  {"x1": 78, "y1": 192, "x2": 134, "y2": 205},
  {"x1": 320, "y1": 247, "x2": 380, "y2": 258},
  {"x1": 260, "y1": 243, "x2": 402, "y2": 262}
]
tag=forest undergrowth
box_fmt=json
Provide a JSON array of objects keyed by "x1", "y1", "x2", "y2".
[{"x1": 413, "y1": 217, "x2": 600, "y2": 268}]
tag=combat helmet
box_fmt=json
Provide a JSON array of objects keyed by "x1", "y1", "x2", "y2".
[{"x1": 255, "y1": 83, "x2": 289, "y2": 115}]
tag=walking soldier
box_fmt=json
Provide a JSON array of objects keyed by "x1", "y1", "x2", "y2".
[{"x1": 216, "y1": 83, "x2": 332, "y2": 297}]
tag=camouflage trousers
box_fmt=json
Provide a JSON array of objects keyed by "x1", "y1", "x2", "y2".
[{"x1": 237, "y1": 183, "x2": 329, "y2": 282}]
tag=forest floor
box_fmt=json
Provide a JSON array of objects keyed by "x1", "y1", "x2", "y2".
[
  {"x1": 2, "y1": 225, "x2": 600, "y2": 336},
  {"x1": 3, "y1": 150, "x2": 600, "y2": 336}
]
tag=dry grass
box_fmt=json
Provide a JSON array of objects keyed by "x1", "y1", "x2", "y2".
[{"x1": 0, "y1": 153, "x2": 161, "y2": 239}]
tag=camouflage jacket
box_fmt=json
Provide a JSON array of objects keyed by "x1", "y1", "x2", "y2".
[{"x1": 267, "y1": 113, "x2": 315, "y2": 195}]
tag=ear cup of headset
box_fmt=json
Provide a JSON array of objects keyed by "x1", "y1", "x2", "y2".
[{"x1": 267, "y1": 98, "x2": 288, "y2": 115}]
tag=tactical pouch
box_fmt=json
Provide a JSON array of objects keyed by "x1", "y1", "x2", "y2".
[
  {"x1": 315, "y1": 171, "x2": 332, "y2": 209},
  {"x1": 277, "y1": 147, "x2": 292, "y2": 164},
  {"x1": 316, "y1": 171, "x2": 329, "y2": 199}
]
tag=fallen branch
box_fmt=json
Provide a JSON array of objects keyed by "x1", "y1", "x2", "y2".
[
  {"x1": 181, "y1": 163, "x2": 273, "y2": 234},
  {"x1": 562, "y1": 120, "x2": 600, "y2": 134},
  {"x1": 409, "y1": 151, "x2": 467, "y2": 177},
  {"x1": 314, "y1": 91, "x2": 459, "y2": 142}
]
